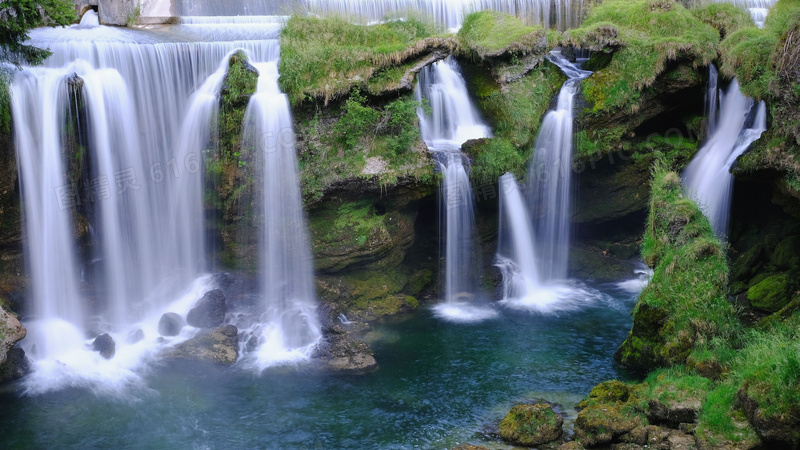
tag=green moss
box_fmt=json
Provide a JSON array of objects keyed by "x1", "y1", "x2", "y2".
[
  {"x1": 691, "y1": 3, "x2": 754, "y2": 39},
  {"x1": 458, "y1": 11, "x2": 543, "y2": 57},
  {"x1": 747, "y1": 273, "x2": 791, "y2": 312},
  {"x1": 566, "y1": 0, "x2": 718, "y2": 114},
  {"x1": 0, "y1": 73, "x2": 10, "y2": 134},
  {"x1": 499, "y1": 404, "x2": 563, "y2": 447},
  {"x1": 463, "y1": 138, "x2": 526, "y2": 184},
  {"x1": 576, "y1": 380, "x2": 631, "y2": 409},
  {"x1": 467, "y1": 63, "x2": 565, "y2": 149},
  {"x1": 616, "y1": 163, "x2": 739, "y2": 371},
  {"x1": 279, "y1": 15, "x2": 441, "y2": 105}
]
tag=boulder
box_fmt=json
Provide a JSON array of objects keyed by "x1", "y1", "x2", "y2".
[
  {"x1": 647, "y1": 398, "x2": 701, "y2": 428},
  {"x1": 574, "y1": 403, "x2": 641, "y2": 447},
  {"x1": 499, "y1": 403, "x2": 564, "y2": 447},
  {"x1": 314, "y1": 333, "x2": 377, "y2": 372},
  {"x1": 738, "y1": 388, "x2": 800, "y2": 446},
  {"x1": 577, "y1": 380, "x2": 631, "y2": 409},
  {"x1": 164, "y1": 325, "x2": 239, "y2": 366},
  {"x1": 747, "y1": 273, "x2": 791, "y2": 312},
  {"x1": 187, "y1": 289, "x2": 227, "y2": 328},
  {"x1": 92, "y1": 333, "x2": 116, "y2": 359},
  {"x1": 127, "y1": 328, "x2": 145, "y2": 344},
  {"x1": 0, "y1": 305, "x2": 26, "y2": 366},
  {"x1": 0, "y1": 347, "x2": 30, "y2": 383},
  {"x1": 158, "y1": 312, "x2": 185, "y2": 336}
]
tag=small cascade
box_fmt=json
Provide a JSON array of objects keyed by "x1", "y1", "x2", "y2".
[
  {"x1": 694, "y1": 0, "x2": 775, "y2": 27},
  {"x1": 528, "y1": 51, "x2": 591, "y2": 282},
  {"x1": 706, "y1": 65, "x2": 719, "y2": 136},
  {"x1": 241, "y1": 61, "x2": 321, "y2": 368},
  {"x1": 683, "y1": 71, "x2": 767, "y2": 239},
  {"x1": 11, "y1": 16, "x2": 283, "y2": 391},
  {"x1": 416, "y1": 57, "x2": 496, "y2": 322},
  {"x1": 495, "y1": 174, "x2": 541, "y2": 300},
  {"x1": 494, "y1": 50, "x2": 594, "y2": 312}
]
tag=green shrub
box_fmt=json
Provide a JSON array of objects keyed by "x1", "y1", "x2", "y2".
[{"x1": 332, "y1": 89, "x2": 381, "y2": 153}]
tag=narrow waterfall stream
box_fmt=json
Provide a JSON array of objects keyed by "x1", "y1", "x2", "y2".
[
  {"x1": 495, "y1": 50, "x2": 599, "y2": 312},
  {"x1": 683, "y1": 67, "x2": 767, "y2": 239},
  {"x1": 415, "y1": 57, "x2": 497, "y2": 322}
]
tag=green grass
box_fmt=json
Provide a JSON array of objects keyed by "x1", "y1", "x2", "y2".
[
  {"x1": 0, "y1": 72, "x2": 10, "y2": 134},
  {"x1": 279, "y1": 15, "x2": 442, "y2": 105},
  {"x1": 719, "y1": 0, "x2": 800, "y2": 100},
  {"x1": 691, "y1": 3, "x2": 754, "y2": 39},
  {"x1": 466, "y1": 137, "x2": 526, "y2": 184},
  {"x1": 565, "y1": 0, "x2": 719, "y2": 114},
  {"x1": 617, "y1": 162, "x2": 740, "y2": 370},
  {"x1": 466, "y1": 62, "x2": 565, "y2": 149},
  {"x1": 458, "y1": 11, "x2": 544, "y2": 57}
]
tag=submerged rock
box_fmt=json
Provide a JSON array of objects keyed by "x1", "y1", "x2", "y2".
[
  {"x1": 314, "y1": 333, "x2": 377, "y2": 372},
  {"x1": 499, "y1": 403, "x2": 564, "y2": 447},
  {"x1": 187, "y1": 289, "x2": 227, "y2": 328},
  {"x1": 92, "y1": 333, "x2": 116, "y2": 359},
  {"x1": 158, "y1": 312, "x2": 185, "y2": 337},
  {"x1": 164, "y1": 325, "x2": 238, "y2": 366}
]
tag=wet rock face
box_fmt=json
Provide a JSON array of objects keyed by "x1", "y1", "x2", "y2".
[
  {"x1": 499, "y1": 403, "x2": 564, "y2": 447},
  {"x1": 164, "y1": 325, "x2": 239, "y2": 366},
  {"x1": 158, "y1": 312, "x2": 185, "y2": 337},
  {"x1": 187, "y1": 290, "x2": 227, "y2": 328},
  {"x1": 0, "y1": 305, "x2": 26, "y2": 366},
  {"x1": 0, "y1": 347, "x2": 30, "y2": 383},
  {"x1": 92, "y1": 333, "x2": 116, "y2": 359},
  {"x1": 313, "y1": 333, "x2": 377, "y2": 372}
]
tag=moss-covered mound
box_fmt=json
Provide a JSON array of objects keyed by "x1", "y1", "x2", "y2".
[
  {"x1": 615, "y1": 165, "x2": 738, "y2": 371},
  {"x1": 566, "y1": 0, "x2": 720, "y2": 115},
  {"x1": 498, "y1": 403, "x2": 563, "y2": 446},
  {"x1": 279, "y1": 16, "x2": 454, "y2": 105}
]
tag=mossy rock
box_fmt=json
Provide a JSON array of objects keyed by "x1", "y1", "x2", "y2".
[
  {"x1": 577, "y1": 380, "x2": 631, "y2": 409},
  {"x1": 615, "y1": 303, "x2": 670, "y2": 372},
  {"x1": 499, "y1": 403, "x2": 563, "y2": 447},
  {"x1": 309, "y1": 199, "x2": 416, "y2": 273},
  {"x1": 317, "y1": 269, "x2": 419, "y2": 321},
  {"x1": 573, "y1": 402, "x2": 642, "y2": 447},
  {"x1": 770, "y1": 236, "x2": 800, "y2": 269},
  {"x1": 747, "y1": 273, "x2": 791, "y2": 312}
]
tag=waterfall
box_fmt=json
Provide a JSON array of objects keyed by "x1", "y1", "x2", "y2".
[
  {"x1": 415, "y1": 57, "x2": 496, "y2": 322},
  {"x1": 683, "y1": 71, "x2": 767, "y2": 239},
  {"x1": 694, "y1": 0, "x2": 775, "y2": 28},
  {"x1": 11, "y1": 15, "x2": 284, "y2": 391},
  {"x1": 492, "y1": 50, "x2": 595, "y2": 312},
  {"x1": 241, "y1": 62, "x2": 321, "y2": 368},
  {"x1": 496, "y1": 174, "x2": 540, "y2": 300},
  {"x1": 173, "y1": 0, "x2": 585, "y2": 30},
  {"x1": 528, "y1": 51, "x2": 591, "y2": 282}
]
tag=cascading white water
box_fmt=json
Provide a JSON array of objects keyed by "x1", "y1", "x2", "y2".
[
  {"x1": 706, "y1": 65, "x2": 719, "y2": 136},
  {"x1": 173, "y1": 0, "x2": 584, "y2": 30},
  {"x1": 492, "y1": 50, "x2": 597, "y2": 312},
  {"x1": 241, "y1": 61, "x2": 321, "y2": 368},
  {"x1": 683, "y1": 70, "x2": 767, "y2": 239},
  {"x1": 11, "y1": 14, "x2": 285, "y2": 392},
  {"x1": 495, "y1": 173, "x2": 541, "y2": 299},
  {"x1": 528, "y1": 51, "x2": 591, "y2": 282},
  {"x1": 415, "y1": 57, "x2": 496, "y2": 322}
]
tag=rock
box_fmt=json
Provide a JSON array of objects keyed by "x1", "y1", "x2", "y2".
[
  {"x1": 98, "y1": 0, "x2": 136, "y2": 26},
  {"x1": 574, "y1": 403, "x2": 641, "y2": 447},
  {"x1": 0, "y1": 347, "x2": 30, "y2": 383},
  {"x1": 0, "y1": 305, "x2": 26, "y2": 366},
  {"x1": 450, "y1": 445, "x2": 489, "y2": 450},
  {"x1": 158, "y1": 312, "x2": 185, "y2": 336},
  {"x1": 164, "y1": 325, "x2": 239, "y2": 366},
  {"x1": 127, "y1": 328, "x2": 145, "y2": 344},
  {"x1": 92, "y1": 333, "x2": 116, "y2": 359},
  {"x1": 577, "y1": 380, "x2": 631, "y2": 409},
  {"x1": 187, "y1": 289, "x2": 227, "y2": 328},
  {"x1": 314, "y1": 333, "x2": 377, "y2": 372},
  {"x1": 647, "y1": 398, "x2": 700, "y2": 428},
  {"x1": 499, "y1": 403, "x2": 564, "y2": 447},
  {"x1": 737, "y1": 388, "x2": 800, "y2": 446},
  {"x1": 770, "y1": 236, "x2": 799, "y2": 269},
  {"x1": 559, "y1": 442, "x2": 585, "y2": 450},
  {"x1": 747, "y1": 273, "x2": 792, "y2": 312}
]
